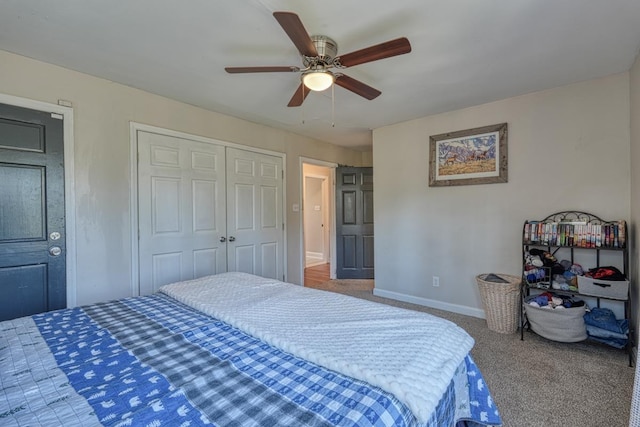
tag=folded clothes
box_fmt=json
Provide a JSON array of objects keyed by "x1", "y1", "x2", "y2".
[
  {"x1": 587, "y1": 334, "x2": 628, "y2": 349},
  {"x1": 528, "y1": 293, "x2": 585, "y2": 309},
  {"x1": 533, "y1": 295, "x2": 548, "y2": 306},
  {"x1": 563, "y1": 299, "x2": 584, "y2": 308},
  {"x1": 586, "y1": 324, "x2": 628, "y2": 340},
  {"x1": 584, "y1": 308, "x2": 628, "y2": 335},
  {"x1": 551, "y1": 296, "x2": 563, "y2": 306},
  {"x1": 585, "y1": 266, "x2": 626, "y2": 281}
]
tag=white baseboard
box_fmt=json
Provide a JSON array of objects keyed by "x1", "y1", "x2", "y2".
[
  {"x1": 306, "y1": 251, "x2": 323, "y2": 260},
  {"x1": 373, "y1": 288, "x2": 486, "y2": 319},
  {"x1": 305, "y1": 251, "x2": 326, "y2": 267}
]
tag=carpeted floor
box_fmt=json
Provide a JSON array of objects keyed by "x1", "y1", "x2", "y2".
[{"x1": 309, "y1": 279, "x2": 635, "y2": 427}]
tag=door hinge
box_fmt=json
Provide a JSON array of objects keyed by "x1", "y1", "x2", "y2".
[
  {"x1": 281, "y1": 170, "x2": 284, "y2": 179},
  {"x1": 282, "y1": 223, "x2": 285, "y2": 230}
]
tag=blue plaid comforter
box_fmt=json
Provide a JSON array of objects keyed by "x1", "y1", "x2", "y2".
[{"x1": 1, "y1": 293, "x2": 501, "y2": 426}]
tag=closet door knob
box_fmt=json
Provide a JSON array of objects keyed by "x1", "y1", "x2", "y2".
[
  {"x1": 220, "y1": 236, "x2": 226, "y2": 243},
  {"x1": 228, "y1": 236, "x2": 236, "y2": 242}
]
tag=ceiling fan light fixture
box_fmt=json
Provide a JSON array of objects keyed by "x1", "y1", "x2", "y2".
[{"x1": 302, "y1": 70, "x2": 335, "y2": 92}]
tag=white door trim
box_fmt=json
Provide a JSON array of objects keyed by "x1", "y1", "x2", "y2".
[
  {"x1": 0, "y1": 93, "x2": 77, "y2": 307},
  {"x1": 130, "y1": 122, "x2": 287, "y2": 296},
  {"x1": 299, "y1": 157, "x2": 337, "y2": 281}
]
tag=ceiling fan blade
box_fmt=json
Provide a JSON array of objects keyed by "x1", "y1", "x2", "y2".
[
  {"x1": 336, "y1": 37, "x2": 411, "y2": 68},
  {"x1": 334, "y1": 74, "x2": 381, "y2": 100},
  {"x1": 287, "y1": 83, "x2": 310, "y2": 107},
  {"x1": 273, "y1": 11, "x2": 318, "y2": 57},
  {"x1": 225, "y1": 66, "x2": 300, "y2": 73}
]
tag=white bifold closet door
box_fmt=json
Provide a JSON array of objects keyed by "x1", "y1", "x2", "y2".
[{"x1": 137, "y1": 131, "x2": 283, "y2": 295}]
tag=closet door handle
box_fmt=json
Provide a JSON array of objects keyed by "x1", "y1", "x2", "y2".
[
  {"x1": 228, "y1": 236, "x2": 236, "y2": 242},
  {"x1": 219, "y1": 236, "x2": 226, "y2": 243}
]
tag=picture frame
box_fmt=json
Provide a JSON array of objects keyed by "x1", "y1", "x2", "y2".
[{"x1": 429, "y1": 122, "x2": 508, "y2": 187}]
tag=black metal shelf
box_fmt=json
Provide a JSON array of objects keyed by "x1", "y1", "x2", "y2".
[{"x1": 520, "y1": 210, "x2": 632, "y2": 366}]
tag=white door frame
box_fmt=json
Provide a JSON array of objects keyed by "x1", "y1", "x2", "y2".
[
  {"x1": 0, "y1": 93, "x2": 77, "y2": 307},
  {"x1": 130, "y1": 122, "x2": 287, "y2": 296},
  {"x1": 300, "y1": 157, "x2": 337, "y2": 280}
]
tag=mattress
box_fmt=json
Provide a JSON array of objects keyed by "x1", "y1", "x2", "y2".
[{"x1": 1, "y1": 272, "x2": 501, "y2": 426}]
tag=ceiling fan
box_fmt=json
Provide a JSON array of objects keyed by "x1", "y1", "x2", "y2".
[{"x1": 225, "y1": 11, "x2": 411, "y2": 107}]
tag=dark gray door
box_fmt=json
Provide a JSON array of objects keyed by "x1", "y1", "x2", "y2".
[
  {"x1": 0, "y1": 103, "x2": 66, "y2": 321},
  {"x1": 336, "y1": 167, "x2": 374, "y2": 279}
]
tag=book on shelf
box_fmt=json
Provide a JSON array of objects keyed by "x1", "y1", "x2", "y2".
[{"x1": 523, "y1": 219, "x2": 626, "y2": 249}]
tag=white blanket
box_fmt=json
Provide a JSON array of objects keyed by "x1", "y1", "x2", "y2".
[{"x1": 160, "y1": 272, "x2": 474, "y2": 423}]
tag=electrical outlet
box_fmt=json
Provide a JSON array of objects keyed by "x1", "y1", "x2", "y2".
[{"x1": 432, "y1": 276, "x2": 440, "y2": 287}]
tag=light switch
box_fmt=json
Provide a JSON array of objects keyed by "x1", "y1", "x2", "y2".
[
  {"x1": 314, "y1": 205, "x2": 321, "y2": 211},
  {"x1": 292, "y1": 204, "x2": 300, "y2": 212}
]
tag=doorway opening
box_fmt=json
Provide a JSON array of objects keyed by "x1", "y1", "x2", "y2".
[{"x1": 301, "y1": 159, "x2": 336, "y2": 287}]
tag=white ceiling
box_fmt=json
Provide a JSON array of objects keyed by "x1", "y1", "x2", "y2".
[{"x1": 1, "y1": 1, "x2": 639, "y2": 150}]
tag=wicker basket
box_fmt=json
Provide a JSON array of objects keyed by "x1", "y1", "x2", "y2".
[{"x1": 476, "y1": 273, "x2": 521, "y2": 334}]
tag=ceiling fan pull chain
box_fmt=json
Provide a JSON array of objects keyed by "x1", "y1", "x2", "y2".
[
  {"x1": 331, "y1": 84, "x2": 335, "y2": 127},
  {"x1": 301, "y1": 85, "x2": 306, "y2": 124}
]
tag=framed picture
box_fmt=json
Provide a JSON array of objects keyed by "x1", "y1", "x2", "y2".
[{"x1": 429, "y1": 123, "x2": 508, "y2": 187}]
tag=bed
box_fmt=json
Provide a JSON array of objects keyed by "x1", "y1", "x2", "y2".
[{"x1": 1, "y1": 272, "x2": 501, "y2": 426}]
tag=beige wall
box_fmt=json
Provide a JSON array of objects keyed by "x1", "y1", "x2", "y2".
[
  {"x1": 361, "y1": 150, "x2": 373, "y2": 167},
  {"x1": 0, "y1": 50, "x2": 366, "y2": 306},
  {"x1": 630, "y1": 52, "x2": 640, "y2": 336},
  {"x1": 373, "y1": 73, "x2": 631, "y2": 317},
  {"x1": 304, "y1": 177, "x2": 325, "y2": 255}
]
